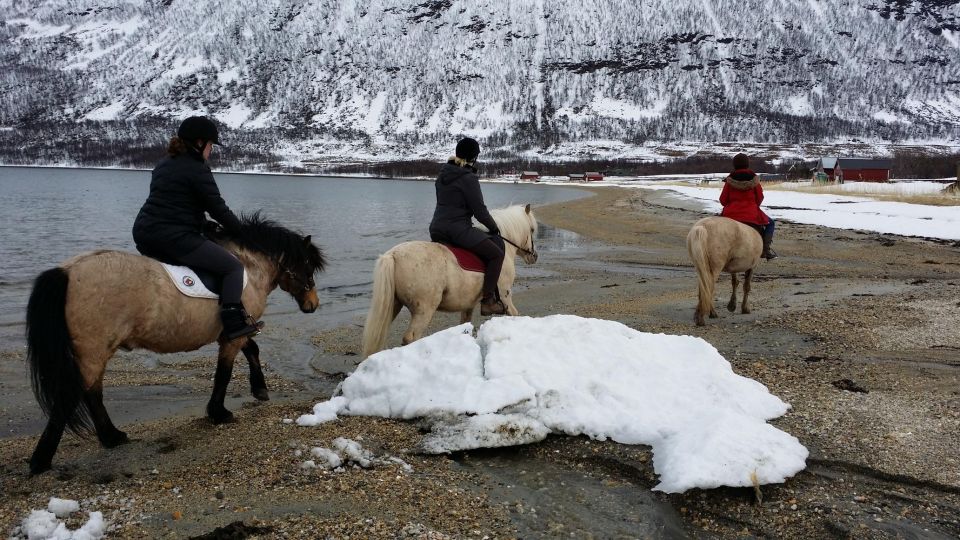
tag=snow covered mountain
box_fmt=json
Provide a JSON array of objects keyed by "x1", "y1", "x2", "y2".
[{"x1": 2, "y1": 0, "x2": 959, "y2": 164}]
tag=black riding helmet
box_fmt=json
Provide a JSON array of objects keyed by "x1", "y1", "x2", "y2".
[{"x1": 177, "y1": 116, "x2": 222, "y2": 146}]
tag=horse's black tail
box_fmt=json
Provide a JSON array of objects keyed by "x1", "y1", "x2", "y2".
[{"x1": 26, "y1": 267, "x2": 93, "y2": 435}]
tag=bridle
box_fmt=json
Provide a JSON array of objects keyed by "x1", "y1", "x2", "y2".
[{"x1": 281, "y1": 265, "x2": 315, "y2": 294}]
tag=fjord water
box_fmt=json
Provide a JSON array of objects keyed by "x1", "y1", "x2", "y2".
[{"x1": 0, "y1": 166, "x2": 588, "y2": 347}]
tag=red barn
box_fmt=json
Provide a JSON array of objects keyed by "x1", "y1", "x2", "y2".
[
  {"x1": 815, "y1": 157, "x2": 892, "y2": 183},
  {"x1": 584, "y1": 171, "x2": 604, "y2": 182},
  {"x1": 519, "y1": 171, "x2": 540, "y2": 182}
]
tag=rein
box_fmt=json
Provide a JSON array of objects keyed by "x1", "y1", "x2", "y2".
[{"x1": 498, "y1": 234, "x2": 536, "y2": 256}]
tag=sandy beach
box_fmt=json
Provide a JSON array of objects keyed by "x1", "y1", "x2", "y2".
[{"x1": 2, "y1": 186, "x2": 959, "y2": 539}]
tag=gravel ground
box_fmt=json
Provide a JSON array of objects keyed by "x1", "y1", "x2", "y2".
[{"x1": 2, "y1": 186, "x2": 959, "y2": 539}]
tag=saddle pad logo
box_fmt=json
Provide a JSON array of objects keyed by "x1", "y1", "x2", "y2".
[{"x1": 182, "y1": 276, "x2": 195, "y2": 287}]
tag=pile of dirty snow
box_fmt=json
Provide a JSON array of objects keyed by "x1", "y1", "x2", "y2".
[{"x1": 297, "y1": 315, "x2": 808, "y2": 493}]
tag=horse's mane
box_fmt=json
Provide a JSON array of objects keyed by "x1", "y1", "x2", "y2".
[
  {"x1": 490, "y1": 205, "x2": 536, "y2": 244},
  {"x1": 222, "y1": 212, "x2": 326, "y2": 272}
]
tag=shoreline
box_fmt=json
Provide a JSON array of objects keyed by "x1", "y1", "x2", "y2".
[{"x1": 2, "y1": 187, "x2": 960, "y2": 538}]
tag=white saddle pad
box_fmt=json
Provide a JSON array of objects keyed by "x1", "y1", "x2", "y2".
[{"x1": 161, "y1": 263, "x2": 249, "y2": 300}]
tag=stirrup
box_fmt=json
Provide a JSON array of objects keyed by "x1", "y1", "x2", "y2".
[{"x1": 480, "y1": 298, "x2": 507, "y2": 316}]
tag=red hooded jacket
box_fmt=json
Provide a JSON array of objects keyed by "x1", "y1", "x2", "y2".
[{"x1": 719, "y1": 169, "x2": 770, "y2": 226}]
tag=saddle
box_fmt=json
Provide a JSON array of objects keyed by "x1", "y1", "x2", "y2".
[
  {"x1": 438, "y1": 243, "x2": 485, "y2": 273},
  {"x1": 159, "y1": 263, "x2": 248, "y2": 299}
]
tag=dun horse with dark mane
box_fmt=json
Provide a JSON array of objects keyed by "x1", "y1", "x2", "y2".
[{"x1": 25, "y1": 214, "x2": 325, "y2": 474}]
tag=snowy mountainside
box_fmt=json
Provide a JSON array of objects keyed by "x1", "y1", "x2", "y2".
[{"x1": 2, "y1": 0, "x2": 960, "y2": 163}]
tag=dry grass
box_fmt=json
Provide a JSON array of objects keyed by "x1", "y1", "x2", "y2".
[
  {"x1": 644, "y1": 179, "x2": 960, "y2": 206},
  {"x1": 767, "y1": 183, "x2": 960, "y2": 206}
]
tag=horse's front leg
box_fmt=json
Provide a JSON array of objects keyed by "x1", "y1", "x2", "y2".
[
  {"x1": 741, "y1": 269, "x2": 753, "y2": 314},
  {"x1": 459, "y1": 308, "x2": 474, "y2": 325},
  {"x1": 502, "y1": 289, "x2": 519, "y2": 316},
  {"x1": 727, "y1": 273, "x2": 739, "y2": 313},
  {"x1": 241, "y1": 339, "x2": 269, "y2": 401},
  {"x1": 208, "y1": 339, "x2": 244, "y2": 424}
]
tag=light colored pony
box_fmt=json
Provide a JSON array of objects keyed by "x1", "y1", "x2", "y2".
[
  {"x1": 362, "y1": 204, "x2": 538, "y2": 357},
  {"x1": 686, "y1": 216, "x2": 763, "y2": 326},
  {"x1": 25, "y1": 215, "x2": 325, "y2": 474}
]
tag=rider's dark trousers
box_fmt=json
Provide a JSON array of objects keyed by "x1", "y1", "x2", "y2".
[
  {"x1": 471, "y1": 237, "x2": 505, "y2": 298},
  {"x1": 175, "y1": 240, "x2": 245, "y2": 305}
]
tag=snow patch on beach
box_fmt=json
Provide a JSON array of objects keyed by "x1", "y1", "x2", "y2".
[
  {"x1": 629, "y1": 181, "x2": 960, "y2": 240},
  {"x1": 8, "y1": 498, "x2": 106, "y2": 540},
  {"x1": 297, "y1": 315, "x2": 808, "y2": 493},
  {"x1": 294, "y1": 437, "x2": 412, "y2": 474}
]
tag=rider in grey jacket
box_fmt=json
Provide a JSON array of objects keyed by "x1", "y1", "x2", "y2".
[{"x1": 428, "y1": 138, "x2": 507, "y2": 316}]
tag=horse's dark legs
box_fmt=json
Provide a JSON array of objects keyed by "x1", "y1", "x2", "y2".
[
  {"x1": 29, "y1": 416, "x2": 66, "y2": 475},
  {"x1": 84, "y1": 387, "x2": 128, "y2": 448},
  {"x1": 741, "y1": 269, "x2": 753, "y2": 314},
  {"x1": 207, "y1": 340, "x2": 243, "y2": 424},
  {"x1": 241, "y1": 339, "x2": 269, "y2": 401},
  {"x1": 727, "y1": 273, "x2": 739, "y2": 313}
]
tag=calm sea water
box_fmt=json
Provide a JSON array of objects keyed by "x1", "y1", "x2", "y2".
[{"x1": 0, "y1": 166, "x2": 589, "y2": 347}]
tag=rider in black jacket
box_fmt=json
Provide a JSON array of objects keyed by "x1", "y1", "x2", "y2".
[
  {"x1": 133, "y1": 116, "x2": 261, "y2": 340},
  {"x1": 429, "y1": 138, "x2": 507, "y2": 316}
]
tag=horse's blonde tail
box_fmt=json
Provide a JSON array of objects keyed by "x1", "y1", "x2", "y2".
[
  {"x1": 687, "y1": 224, "x2": 714, "y2": 324},
  {"x1": 362, "y1": 253, "x2": 398, "y2": 358}
]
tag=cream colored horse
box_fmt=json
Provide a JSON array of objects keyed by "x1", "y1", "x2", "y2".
[
  {"x1": 25, "y1": 215, "x2": 325, "y2": 474},
  {"x1": 686, "y1": 216, "x2": 763, "y2": 326},
  {"x1": 362, "y1": 204, "x2": 538, "y2": 357}
]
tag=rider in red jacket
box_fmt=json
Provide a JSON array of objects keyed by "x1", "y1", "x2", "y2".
[{"x1": 719, "y1": 153, "x2": 777, "y2": 260}]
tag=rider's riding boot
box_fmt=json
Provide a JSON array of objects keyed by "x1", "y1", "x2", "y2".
[
  {"x1": 220, "y1": 303, "x2": 263, "y2": 340},
  {"x1": 480, "y1": 293, "x2": 507, "y2": 316},
  {"x1": 761, "y1": 230, "x2": 778, "y2": 260}
]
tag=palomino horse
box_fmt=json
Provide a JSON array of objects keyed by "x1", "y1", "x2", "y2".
[
  {"x1": 25, "y1": 214, "x2": 325, "y2": 474},
  {"x1": 686, "y1": 216, "x2": 763, "y2": 326},
  {"x1": 362, "y1": 204, "x2": 538, "y2": 357}
]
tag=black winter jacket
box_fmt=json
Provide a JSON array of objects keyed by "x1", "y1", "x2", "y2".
[
  {"x1": 429, "y1": 161, "x2": 499, "y2": 248},
  {"x1": 132, "y1": 154, "x2": 241, "y2": 258}
]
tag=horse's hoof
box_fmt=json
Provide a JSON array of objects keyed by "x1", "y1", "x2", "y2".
[
  {"x1": 742, "y1": 308, "x2": 751, "y2": 315},
  {"x1": 209, "y1": 410, "x2": 235, "y2": 424},
  {"x1": 727, "y1": 303, "x2": 736, "y2": 313},
  {"x1": 252, "y1": 388, "x2": 270, "y2": 401},
  {"x1": 101, "y1": 431, "x2": 130, "y2": 449},
  {"x1": 709, "y1": 310, "x2": 718, "y2": 319},
  {"x1": 29, "y1": 460, "x2": 52, "y2": 476}
]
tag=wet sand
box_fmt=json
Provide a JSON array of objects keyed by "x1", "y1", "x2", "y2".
[{"x1": 2, "y1": 186, "x2": 960, "y2": 538}]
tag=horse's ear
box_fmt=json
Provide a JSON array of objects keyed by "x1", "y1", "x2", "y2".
[
  {"x1": 303, "y1": 235, "x2": 312, "y2": 245},
  {"x1": 524, "y1": 204, "x2": 531, "y2": 214}
]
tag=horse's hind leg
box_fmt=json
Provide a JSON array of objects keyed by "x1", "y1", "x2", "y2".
[
  {"x1": 85, "y1": 386, "x2": 128, "y2": 448},
  {"x1": 402, "y1": 301, "x2": 438, "y2": 345},
  {"x1": 241, "y1": 339, "x2": 269, "y2": 401},
  {"x1": 29, "y1": 417, "x2": 67, "y2": 475},
  {"x1": 727, "y1": 273, "x2": 739, "y2": 313},
  {"x1": 208, "y1": 340, "x2": 244, "y2": 424},
  {"x1": 741, "y1": 269, "x2": 753, "y2": 314}
]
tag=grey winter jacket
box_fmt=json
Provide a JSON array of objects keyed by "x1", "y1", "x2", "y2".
[{"x1": 429, "y1": 161, "x2": 499, "y2": 248}]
